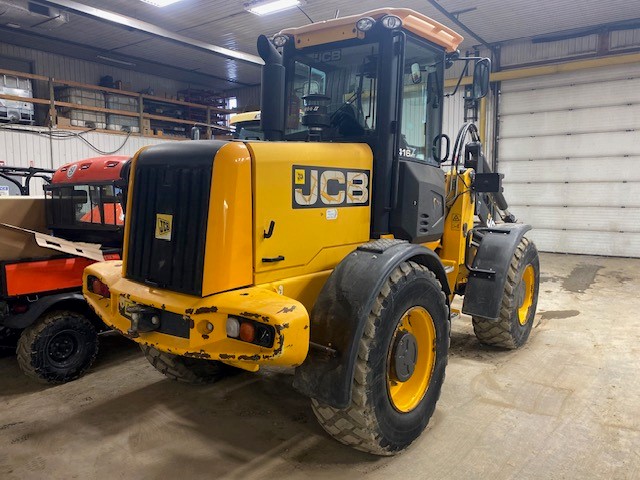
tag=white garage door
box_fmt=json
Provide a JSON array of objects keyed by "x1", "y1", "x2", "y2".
[{"x1": 498, "y1": 62, "x2": 640, "y2": 257}]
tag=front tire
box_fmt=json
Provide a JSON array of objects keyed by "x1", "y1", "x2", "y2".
[
  {"x1": 141, "y1": 345, "x2": 232, "y2": 384},
  {"x1": 472, "y1": 237, "x2": 540, "y2": 349},
  {"x1": 16, "y1": 311, "x2": 98, "y2": 384},
  {"x1": 311, "y1": 261, "x2": 450, "y2": 455}
]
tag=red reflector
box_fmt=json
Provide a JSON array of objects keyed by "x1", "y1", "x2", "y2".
[
  {"x1": 91, "y1": 278, "x2": 111, "y2": 298},
  {"x1": 239, "y1": 322, "x2": 256, "y2": 343},
  {"x1": 11, "y1": 303, "x2": 28, "y2": 314}
]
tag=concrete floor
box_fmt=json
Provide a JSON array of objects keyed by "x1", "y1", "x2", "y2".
[{"x1": 1, "y1": 252, "x2": 639, "y2": 479}]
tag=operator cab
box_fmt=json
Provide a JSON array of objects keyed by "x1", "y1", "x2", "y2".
[
  {"x1": 261, "y1": 9, "x2": 488, "y2": 242},
  {"x1": 45, "y1": 156, "x2": 130, "y2": 247},
  {"x1": 280, "y1": 18, "x2": 445, "y2": 167}
]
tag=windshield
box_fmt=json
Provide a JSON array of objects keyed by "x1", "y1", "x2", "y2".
[
  {"x1": 46, "y1": 184, "x2": 124, "y2": 229},
  {"x1": 285, "y1": 41, "x2": 379, "y2": 140}
]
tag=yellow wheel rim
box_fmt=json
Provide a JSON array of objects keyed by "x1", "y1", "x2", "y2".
[
  {"x1": 518, "y1": 265, "x2": 535, "y2": 325},
  {"x1": 387, "y1": 306, "x2": 436, "y2": 413}
]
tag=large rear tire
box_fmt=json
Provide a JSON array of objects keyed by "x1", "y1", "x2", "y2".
[
  {"x1": 16, "y1": 310, "x2": 98, "y2": 384},
  {"x1": 472, "y1": 237, "x2": 540, "y2": 349},
  {"x1": 311, "y1": 261, "x2": 450, "y2": 455},
  {"x1": 141, "y1": 345, "x2": 232, "y2": 384}
]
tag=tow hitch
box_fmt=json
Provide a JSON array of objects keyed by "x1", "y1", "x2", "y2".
[{"x1": 124, "y1": 304, "x2": 160, "y2": 337}]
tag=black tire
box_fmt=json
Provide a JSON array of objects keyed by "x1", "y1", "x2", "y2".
[
  {"x1": 472, "y1": 237, "x2": 540, "y2": 349},
  {"x1": 311, "y1": 261, "x2": 450, "y2": 455},
  {"x1": 16, "y1": 311, "x2": 98, "y2": 384},
  {"x1": 141, "y1": 345, "x2": 232, "y2": 384},
  {"x1": 0, "y1": 326, "x2": 21, "y2": 345}
]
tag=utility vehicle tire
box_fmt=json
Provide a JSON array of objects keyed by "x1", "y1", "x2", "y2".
[
  {"x1": 0, "y1": 326, "x2": 21, "y2": 346},
  {"x1": 16, "y1": 311, "x2": 98, "y2": 384},
  {"x1": 472, "y1": 237, "x2": 540, "y2": 349},
  {"x1": 311, "y1": 261, "x2": 450, "y2": 455},
  {"x1": 141, "y1": 345, "x2": 232, "y2": 384}
]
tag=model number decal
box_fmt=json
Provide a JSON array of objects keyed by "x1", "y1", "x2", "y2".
[{"x1": 292, "y1": 165, "x2": 370, "y2": 209}]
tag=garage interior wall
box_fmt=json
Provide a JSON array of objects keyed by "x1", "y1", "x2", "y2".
[
  {"x1": 0, "y1": 127, "x2": 180, "y2": 194},
  {"x1": 0, "y1": 43, "x2": 201, "y2": 190},
  {"x1": 0, "y1": 43, "x2": 210, "y2": 98}
]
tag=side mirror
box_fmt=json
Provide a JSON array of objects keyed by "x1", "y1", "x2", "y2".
[
  {"x1": 410, "y1": 63, "x2": 422, "y2": 84},
  {"x1": 472, "y1": 58, "x2": 491, "y2": 100}
]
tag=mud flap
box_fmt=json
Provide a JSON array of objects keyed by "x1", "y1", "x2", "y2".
[
  {"x1": 3, "y1": 293, "x2": 86, "y2": 329},
  {"x1": 461, "y1": 223, "x2": 531, "y2": 320}
]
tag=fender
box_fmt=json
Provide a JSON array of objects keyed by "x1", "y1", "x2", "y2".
[
  {"x1": 2, "y1": 292, "x2": 86, "y2": 329},
  {"x1": 292, "y1": 239, "x2": 450, "y2": 409},
  {"x1": 461, "y1": 223, "x2": 532, "y2": 320}
]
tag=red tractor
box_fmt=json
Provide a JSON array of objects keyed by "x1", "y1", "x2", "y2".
[{"x1": 0, "y1": 156, "x2": 128, "y2": 383}]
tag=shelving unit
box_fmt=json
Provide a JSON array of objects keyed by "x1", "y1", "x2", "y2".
[{"x1": 0, "y1": 68, "x2": 235, "y2": 139}]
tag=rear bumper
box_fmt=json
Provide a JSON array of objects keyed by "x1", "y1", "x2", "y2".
[{"x1": 83, "y1": 261, "x2": 310, "y2": 370}]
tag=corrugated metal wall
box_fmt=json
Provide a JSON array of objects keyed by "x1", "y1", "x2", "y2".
[
  {"x1": 500, "y1": 35, "x2": 599, "y2": 67},
  {"x1": 0, "y1": 127, "x2": 180, "y2": 194},
  {"x1": 500, "y1": 27, "x2": 640, "y2": 67},
  {"x1": 0, "y1": 43, "x2": 196, "y2": 97},
  {"x1": 226, "y1": 85, "x2": 260, "y2": 111}
]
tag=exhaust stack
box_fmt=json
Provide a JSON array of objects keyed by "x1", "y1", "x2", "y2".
[{"x1": 257, "y1": 35, "x2": 285, "y2": 141}]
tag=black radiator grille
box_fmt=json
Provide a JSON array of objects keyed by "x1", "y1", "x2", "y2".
[{"x1": 125, "y1": 148, "x2": 215, "y2": 296}]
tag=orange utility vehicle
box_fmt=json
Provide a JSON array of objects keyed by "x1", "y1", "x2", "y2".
[{"x1": 0, "y1": 156, "x2": 128, "y2": 383}]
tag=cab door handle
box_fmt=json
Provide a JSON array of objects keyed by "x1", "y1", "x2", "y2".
[{"x1": 262, "y1": 255, "x2": 285, "y2": 263}]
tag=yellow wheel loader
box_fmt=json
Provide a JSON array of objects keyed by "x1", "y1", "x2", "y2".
[{"x1": 83, "y1": 8, "x2": 540, "y2": 455}]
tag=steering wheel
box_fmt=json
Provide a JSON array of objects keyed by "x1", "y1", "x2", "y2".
[{"x1": 330, "y1": 103, "x2": 365, "y2": 136}]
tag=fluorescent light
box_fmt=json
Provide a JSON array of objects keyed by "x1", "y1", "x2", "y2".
[
  {"x1": 140, "y1": 0, "x2": 184, "y2": 7},
  {"x1": 244, "y1": 0, "x2": 301, "y2": 16},
  {"x1": 96, "y1": 55, "x2": 136, "y2": 67}
]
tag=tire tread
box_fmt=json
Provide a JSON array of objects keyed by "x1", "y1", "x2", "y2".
[
  {"x1": 472, "y1": 237, "x2": 537, "y2": 349},
  {"x1": 311, "y1": 261, "x2": 448, "y2": 455}
]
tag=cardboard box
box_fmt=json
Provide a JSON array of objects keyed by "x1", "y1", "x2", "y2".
[
  {"x1": 0, "y1": 197, "x2": 52, "y2": 261},
  {"x1": 57, "y1": 116, "x2": 71, "y2": 128}
]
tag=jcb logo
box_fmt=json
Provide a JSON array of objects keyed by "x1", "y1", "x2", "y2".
[
  {"x1": 155, "y1": 213, "x2": 173, "y2": 241},
  {"x1": 292, "y1": 165, "x2": 370, "y2": 208}
]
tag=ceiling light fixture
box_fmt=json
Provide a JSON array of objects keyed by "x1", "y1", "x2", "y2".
[
  {"x1": 96, "y1": 55, "x2": 136, "y2": 67},
  {"x1": 244, "y1": 0, "x2": 301, "y2": 16},
  {"x1": 140, "y1": 0, "x2": 184, "y2": 7}
]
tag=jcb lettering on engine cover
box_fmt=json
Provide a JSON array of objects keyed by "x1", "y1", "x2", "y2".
[{"x1": 292, "y1": 165, "x2": 370, "y2": 208}]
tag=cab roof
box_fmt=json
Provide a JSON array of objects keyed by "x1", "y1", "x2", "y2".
[
  {"x1": 52, "y1": 155, "x2": 130, "y2": 185},
  {"x1": 229, "y1": 111, "x2": 260, "y2": 125},
  {"x1": 280, "y1": 8, "x2": 463, "y2": 53}
]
